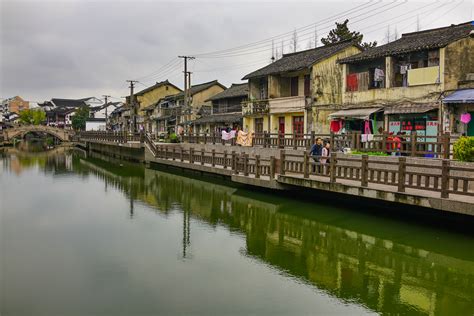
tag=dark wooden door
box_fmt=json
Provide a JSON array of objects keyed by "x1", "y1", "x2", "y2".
[{"x1": 278, "y1": 117, "x2": 285, "y2": 134}]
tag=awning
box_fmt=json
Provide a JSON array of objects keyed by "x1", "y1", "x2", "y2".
[
  {"x1": 192, "y1": 113, "x2": 242, "y2": 125},
  {"x1": 443, "y1": 89, "x2": 474, "y2": 104},
  {"x1": 329, "y1": 107, "x2": 382, "y2": 120},
  {"x1": 384, "y1": 103, "x2": 438, "y2": 115}
]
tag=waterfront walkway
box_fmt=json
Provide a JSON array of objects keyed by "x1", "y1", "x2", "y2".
[{"x1": 78, "y1": 133, "x2": 474, "y2": 216}]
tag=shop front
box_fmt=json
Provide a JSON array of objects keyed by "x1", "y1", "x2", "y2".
[
  {"x1": 384, "y1": 103, "x2": 440, "y2": 139},
  {"x1": 443, "y1": 89, "x2": 474, "y2": 136},
  {"x1": 328, "y1": 107, "x2": 384, "y2": 134}
]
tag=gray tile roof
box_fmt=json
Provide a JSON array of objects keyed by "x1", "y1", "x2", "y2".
[
  {"x1": 242, "y1": 40, "x2": 358, "y2": 79},
  {"x1": 339, "y1": 21, "x2": 473, "y2": 64},
  {"x1": 192, "y1": 112, "x2": 242, "y2": 124},
  {"x1": 134, "y1": 80, "x2": 182, "y2": 96},
  {"x1": 175, "y1": 80, "x2": 226, "y2": 98},
  {"x1": 51, "y1": 98, "x2": 88, "y2": 108},
  {"x1": 206, "y1": 83, "x2": 248, "y2": 101}
]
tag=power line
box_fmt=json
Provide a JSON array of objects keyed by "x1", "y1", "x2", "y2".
[{"x1": 192, "y1": 0, "x2": 381, "y2": 57}]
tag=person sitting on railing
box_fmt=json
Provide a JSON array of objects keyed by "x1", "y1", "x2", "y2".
[{"x1": 309, "y1": 137, "x2": 323, "y2": 173}]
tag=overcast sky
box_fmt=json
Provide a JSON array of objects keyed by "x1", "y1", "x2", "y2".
[{"x1": 1, "y1": 0, "x2": 472, "y2": 103}]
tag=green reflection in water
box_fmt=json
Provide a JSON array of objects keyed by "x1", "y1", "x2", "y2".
[{"x1": 2, "y1": 148, "x2": 474, "y2": 315}]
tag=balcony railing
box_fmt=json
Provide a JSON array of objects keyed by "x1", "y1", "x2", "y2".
[
  {"x1": 268, "y1": 96, "x2": 306, "y2": 114},
  {"x1": 242, "y1": 100, "x2": 269, "y2": 115}
]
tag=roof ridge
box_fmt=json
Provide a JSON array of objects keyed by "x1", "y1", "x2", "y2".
[
  {"x1": 190, "y1": 79, "x2": 218, "y2": 88},
  {"x1": 401, "y1": 21, "x2": 473, "y2": 37},
  {"x1": 282, "y1": 38, "x2": 355, "y2": 58}
]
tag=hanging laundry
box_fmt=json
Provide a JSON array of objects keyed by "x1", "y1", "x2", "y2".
[
  {"x1": 346, "y1": 73, "x2": 358, "y2": 91},
  {"x1": 236, "y1": 130, "x2": 253, "y2": 146},
  {"x1": 221, "y1": 130, "x2": 236, "y2": 140},
  {"x1": 364, "y1": 120, "x2": 372, "y2": 134},
  {"x1": 374, "y1": 67, "x2": 385, "y2": 88}
]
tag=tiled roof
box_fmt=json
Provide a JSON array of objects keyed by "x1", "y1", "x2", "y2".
[
  {"x1": 206, "y1": 83, "x2": 248, "y2": 101},
  {"x1": 339, "y1": 21, "x2": 473, "y2": 64},
  {"x1": 134, "y1": 80, "x2": 182, "y2": 96},
  {"x1": 242, "y1": 40, "x2": 358, "y2": 79},
  {"x1": 192, "y1": 112, "x2": 242, "y2": 124},
  {"x1": 175, "y1": 80, "x2": 226, "y2": 98},
  {"x1": 51, "y1": 98, "x2": 88, "y2": 108}
]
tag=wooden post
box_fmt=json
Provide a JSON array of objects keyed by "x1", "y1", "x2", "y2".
[
  {"x1": 212, "y1": 132, "x2": 216, "y2": 145},
  {"x1": 356, "y1": 132, "x2": 361, "y2": 151},
  {"x1": 410, "y1": 132, "x2": 417, "y2": 157},
  {"x1": 211, "y1": 149, "x2": 215, "y2": 167},
  {"x1": 381, "y1": 132, "x2": 387, "y2": 153},
  {"x1": 203, "y1": 133, "x2": 207, "y2": 144},
  {"x1": 164, "y1": 146, "x2": 168, "y2": 159},
  {"x1": 270, "y1": 156, "x2": 276, "y2": 179},
  {"x1": 180, "y1": 147, "x2": 184, "y2": 162},
  {"x1": 172, "y1": 147, "x2": 176, "y2": 160},
  {"x1": 330, "y1": 153, "x2": 337, "y2": 183},
  {"x1": 397, "y1": 156, "x2": 406, "y2": 192},
  {"x1": 293, "y1": 132, "x2": 297, "y2": 150},
  {"x1": 351, "y1": 133, "x2": 357, "y2": 152},
  {"x1": 441, "y1": 159, "x2": 450, "y2": 198},
  {"x1": 255, "y1": 155, "x2": 260, "y2": 178},
  {"x1": 232, "y1": 151, "x2": 237, "y2": 174},
  {"x1": 243, "y1": 154, "x2": 249, "y2": 176},
  {"x1": 189, "y1": 147, "x2": 194, "y2": 163},
  {"x1": 303, "y1": 151, "x2": 309, "y2": 178},
  {"x1": 361, "y1": 154, "x2": 369, "y2": 187},
  {"x1": 263, "y1": 131, "x2": 267, "y2": 148},
  {"x1": 310, "y1": 131, "x2": 315, "y2": 149},
  {"x1": 442, "y1": 133, "x2": 450, "y2": 159},
  {"x1": 201, "y1": 148, "x2": 205, "y2": 165},
  {"x1": 223, "y1": 150, "x2": 228, "y2": 169},
  {"x1": 330, "y1": 132, "x2": 335, "y2": 149},
  {"x1": 280, "y1": 150, "x2": 286, "y2": 175}
]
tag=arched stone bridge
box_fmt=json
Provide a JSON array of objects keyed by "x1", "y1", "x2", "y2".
[{"x1": 2, "y1": 125, "x2": 75, "y2": 142}]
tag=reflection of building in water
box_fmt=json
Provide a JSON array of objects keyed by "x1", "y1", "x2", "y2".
[
  {"x1": 78, "y1": 154, "x2": 474, "y2": 316},
  {"x1": 2, "y1": 147, "x2": 74, "y2": 175}
]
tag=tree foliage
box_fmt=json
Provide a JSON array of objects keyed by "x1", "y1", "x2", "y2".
[
  {"x1": 321, "y1": 19, "x2": 377, "y2": 49},
  {"x1": 453, "y1": 136, "x2": 474, "y2": 162},
  {"x1": 19, "y1": 109, "x2": 46, "y2": 125},
  {"x1": 71, "y1": 106, "x2": 90, "y2": 131}
]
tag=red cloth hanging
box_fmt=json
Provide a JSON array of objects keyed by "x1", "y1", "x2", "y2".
[
  {"x1": 346, "y1": 74, "x2": 358, "y2": 92},
  {"x1": 330, "y1": 120, "x2": 342, "y2": 133}
]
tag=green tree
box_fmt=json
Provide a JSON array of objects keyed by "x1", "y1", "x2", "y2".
[
  {"x1": 321, "y1": 19, "x2": 377, "y2": 49},
  {"x1": 19, "y1": 109, "x2": 46, "y2": 125},
  {"x1": 71, "y1": 106, "x2": 90, "y2": 131}
]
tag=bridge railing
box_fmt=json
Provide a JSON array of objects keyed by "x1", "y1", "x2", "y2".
[
  {"x1": 146, "y1": 144, "x2": 474, "y2": 199},
  {"x1": 79, "y1": 131, "x2": 142, "y2": 143}
]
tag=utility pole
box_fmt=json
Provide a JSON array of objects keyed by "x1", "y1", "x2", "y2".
[
  {"x1": 178, "y1": 56, "x2": 195, "y2": 123},
  {"x1": 102, "y1": 95, "x2": 111, "y2": 130},
  {"x1": 126, "y1": 80, "x2": 138, "y2": 133}
]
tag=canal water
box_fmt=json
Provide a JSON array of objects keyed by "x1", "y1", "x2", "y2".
[{"x1": 1, "y1": 147, "x2": 473, "y2": 315}]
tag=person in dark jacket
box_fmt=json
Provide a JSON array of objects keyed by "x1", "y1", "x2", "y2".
[{"x1": 309, "y1": 137, "x2": 323, "y2": 173}]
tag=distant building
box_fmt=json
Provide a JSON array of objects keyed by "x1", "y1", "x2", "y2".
[
  {"x1": 1, "y1": 96, "x2": 30, "y2": 114},
  {"x1": 193, "y1": 83, "x2": 248, "y2": 133},
  {"x1": 39, "y1": 97, "x2": 99, "y2": 128}
]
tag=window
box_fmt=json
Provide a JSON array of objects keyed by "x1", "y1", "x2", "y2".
[
  {"x1": 255, "y1": 118, "x2": 264, "y2": 134},
  {"x1": 304, "y1": 75, "x2": 311, "y2": 96},
  {"x1": 290, "y1": 77, "x2": 299, "y2": 96},
  {"x1": 260, "y1": 78, "x2": 268, "y2": 100},
  {"x1": 292, "y1": 116, "x2": 304, "y2": 135}
]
